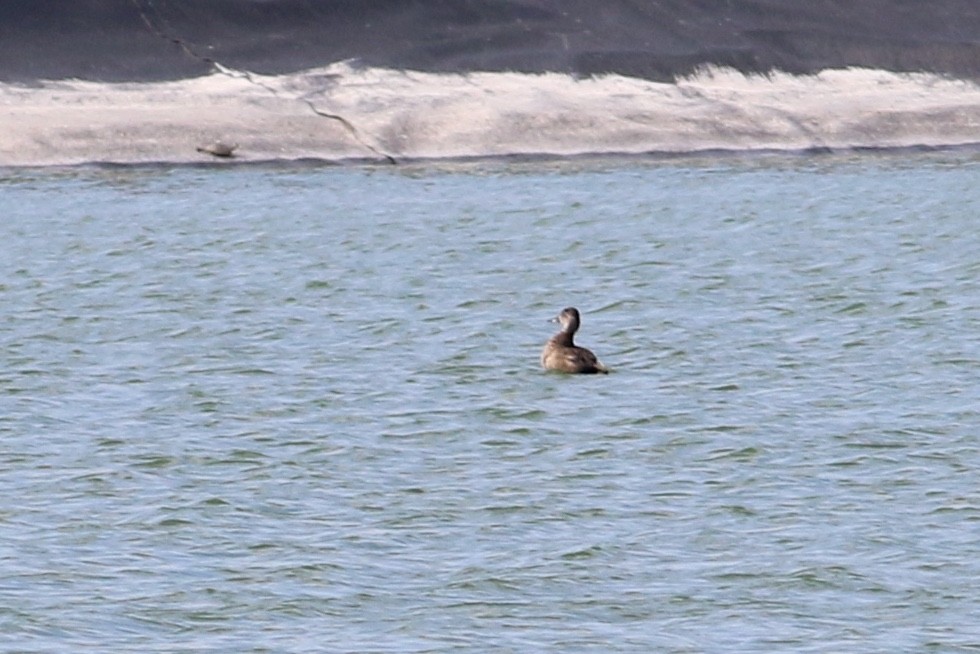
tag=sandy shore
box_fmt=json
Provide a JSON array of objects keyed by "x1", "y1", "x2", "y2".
[{"x1": 3, "y1": 64, "x2": 980, "y2": 167}]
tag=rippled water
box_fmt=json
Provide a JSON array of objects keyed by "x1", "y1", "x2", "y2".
[{"x1": 2, "y1": 153, "x2": 979, "y2": 652}]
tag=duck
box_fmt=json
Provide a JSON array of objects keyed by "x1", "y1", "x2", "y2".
[{"x1": 541, "y1": 307, "x2": 609, "y2": 374}]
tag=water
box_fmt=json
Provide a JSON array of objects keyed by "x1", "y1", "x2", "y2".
[{"x1": 2, "y1": 153, "x2": 979, "y2": 652}]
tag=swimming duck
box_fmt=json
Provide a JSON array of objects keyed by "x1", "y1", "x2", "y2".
[{"x1": 541, "y1": 307, "x2": 609, "y2": 374}]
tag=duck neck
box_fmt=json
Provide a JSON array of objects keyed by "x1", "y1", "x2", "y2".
[{"x1": 554, "y1": 327, "x2": 576, "y2": 347}]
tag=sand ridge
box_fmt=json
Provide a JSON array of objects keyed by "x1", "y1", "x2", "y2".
[{"x1": 2, "y1": 63, "x2": 979, "y2": 166}]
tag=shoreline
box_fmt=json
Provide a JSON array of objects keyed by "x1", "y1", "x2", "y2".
[{"x1": 3, "y1": 64, "x2": 980, "y2": 168}]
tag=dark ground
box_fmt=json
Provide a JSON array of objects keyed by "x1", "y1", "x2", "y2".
[{"x1": 3, "y1": 0, "x2": 980, "y2": 82}]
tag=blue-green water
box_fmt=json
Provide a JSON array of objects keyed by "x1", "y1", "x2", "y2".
[{"x1": 2, "y1": 154, "x2": 979, "y2": 652}]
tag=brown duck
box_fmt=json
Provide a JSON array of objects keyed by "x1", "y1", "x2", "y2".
[{"x1": 541, "y1": 307, "x2": 609, "y2": 374}]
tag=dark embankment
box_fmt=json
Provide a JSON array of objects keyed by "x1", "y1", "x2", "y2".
[{"x1": 2, "y1": 0, "x2": 980, "y2": 83}]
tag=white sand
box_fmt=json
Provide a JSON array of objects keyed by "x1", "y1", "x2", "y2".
[{"x1": 2, "y1": 62, "x2": 979, "y2": 166}]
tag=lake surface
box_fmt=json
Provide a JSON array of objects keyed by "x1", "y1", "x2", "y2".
[{"x1": 2, "y1": 153, "x2": 979, "y2": 652}]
